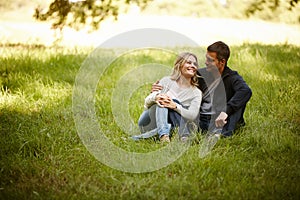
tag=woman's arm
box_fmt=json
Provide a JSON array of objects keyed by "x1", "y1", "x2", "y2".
[
  {"x1": 175, "y1": 90, "x2": 202, "y2": 121},
  {"x1": 144, "y1": 77, "x2": 171, "y2": 109},
  {"x1": 144, "y1": 91, "x2": 159, "y2": 109}
]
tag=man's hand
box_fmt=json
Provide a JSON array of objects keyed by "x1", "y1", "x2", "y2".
[
  {"x1": 151, "y1": 80, "x2": 163, "y2": 93},
  {"x1": 215, "y1": 112, "x2": 228, "y2": 128}
]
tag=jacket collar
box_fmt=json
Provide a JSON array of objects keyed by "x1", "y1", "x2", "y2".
[{"x1": 221, "y1": 66, "x2": 231, "y2": 79}]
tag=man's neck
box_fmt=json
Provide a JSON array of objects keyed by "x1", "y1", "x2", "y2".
[
  {"x1": 212, "y1": 70, "x2": 222, "y2": 79},
  {"x1": 213, "y1": 65, "x2": 225, "y2": 79}
]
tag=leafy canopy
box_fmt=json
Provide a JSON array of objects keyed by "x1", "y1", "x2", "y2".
[
  {"x1": 34, "y1": 0, "x2": 299, "y2": 31},
  {"x1": 246, "y1": 0, "x2": 299, "y2": 16},
  {"x1": 34, "y1": 0, "x2": 152, "y2": 30}
]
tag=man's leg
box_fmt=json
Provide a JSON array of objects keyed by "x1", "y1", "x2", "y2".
[
  {"x1": 199, "y1": 114, "x2": 211, "y2": 133},
  {"x1": 221, "y1": 106, "x2": 246, "y2": 137}
]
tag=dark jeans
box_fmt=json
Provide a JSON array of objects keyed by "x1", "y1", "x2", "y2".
[
  {"x1": 168, "y1": 99, "x2": 193, "y2": 137},
  {"x1": 199, "y1": 106, "x2": 246, "y2": 137}
]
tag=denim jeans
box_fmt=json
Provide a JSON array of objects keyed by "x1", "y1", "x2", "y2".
[
  {"x1": 136, "y1": 100, "x2": 192, "y2": 139},
  {"x1": 199, "y1": 105, "x2": 246, "y2": 137},
  {"x1": 138, "y1": 105, "x2": 171, "y2": 138},
  {"x1": 221, "y1": 106, "x2": 246, "y2": 137}
]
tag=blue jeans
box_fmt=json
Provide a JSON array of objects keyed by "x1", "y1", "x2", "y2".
[
  {"x1": 138, "y1": 105, "x2": 171, "y2": 138},
  {"x1": 138, "y1": 105, "x2": 171, "y2": 137},
  {"x1": 136, "y1": 100, "x2": 192, "y2": 139}
]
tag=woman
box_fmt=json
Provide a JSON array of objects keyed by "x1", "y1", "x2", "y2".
[{"x1": 133, "y1": 52, "x2": 202, "y2": 143}]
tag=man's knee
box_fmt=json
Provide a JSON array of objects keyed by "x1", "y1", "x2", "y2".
[{"x1": 222, "y1": 107, "x2": 246, "y2": 136}]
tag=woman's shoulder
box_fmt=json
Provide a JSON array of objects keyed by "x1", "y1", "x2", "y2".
[
  {"x1": 160, "y1": 76, "x2": 173, "y2": 84},
  {"x1": 191, "y1": 86, "x2": 202, "y2": 97}
]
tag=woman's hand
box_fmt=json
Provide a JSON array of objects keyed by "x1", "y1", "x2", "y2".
[{"x1": 155, "y1": 94, "x2": 177, "y2": 109}]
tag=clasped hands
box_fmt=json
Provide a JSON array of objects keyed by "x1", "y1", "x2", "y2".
[
  {"x1": 155, "y1": 94, "x2": 177, "y2": 109},
  {"x1": 152, "y1": 81, "x2": 176, "y2": 109}
]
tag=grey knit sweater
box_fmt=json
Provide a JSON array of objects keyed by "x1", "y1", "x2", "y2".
[{"x1": 144, "y1": 76, "x2": 202, "y2": 121}]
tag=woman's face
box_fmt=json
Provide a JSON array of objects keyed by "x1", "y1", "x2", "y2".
[{"x1": 180, "y1": 55, "x2": 198, "y2": 78}]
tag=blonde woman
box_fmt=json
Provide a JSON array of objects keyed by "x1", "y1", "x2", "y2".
[{"x1": 133, "y1": 52, "x2": 202, "y2": 142}]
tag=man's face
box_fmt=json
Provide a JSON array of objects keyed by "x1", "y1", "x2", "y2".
[{"x1": 205, "y1": 51, "x2": 225, "y2": 74}]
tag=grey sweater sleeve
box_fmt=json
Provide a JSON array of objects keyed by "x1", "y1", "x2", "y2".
[
  {"x1": 143, "y1": 76, "x2": 171, "y2": 109},
  {"x1": 174, "y1": 88, "x2": 202, "y2": 121}
]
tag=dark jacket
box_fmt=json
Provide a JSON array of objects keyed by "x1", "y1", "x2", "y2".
[{"x1": 197, "y1": 66, "x2": 252, "y2": 116}]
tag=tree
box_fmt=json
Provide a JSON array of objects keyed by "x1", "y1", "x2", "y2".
[
  {"x1": 34, "y1": 0, "x2": 152, "y2": 31},
  {"x1": 245, "y1": 0, "x2": 299, "y2": 16}
]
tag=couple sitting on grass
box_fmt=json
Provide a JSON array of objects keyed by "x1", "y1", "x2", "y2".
[{"x1": 132, "y1": 41, "x2": 252, "y2": 143}]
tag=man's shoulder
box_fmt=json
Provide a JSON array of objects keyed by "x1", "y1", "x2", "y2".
[
  {"x1": 197, "y1": 68, "x2": 211, "y2": 80},
  {"x1": 197, "y1": 68, "x2": 207, "y2": 75},
  {"x1": 223, "y1": 66, "x2": 249, "y2": 87},
  {"x1": 223, "y1": 66, "x2": 240, "y2": 77}
]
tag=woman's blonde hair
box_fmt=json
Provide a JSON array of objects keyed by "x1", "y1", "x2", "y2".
[{"x1": 170, "y1": 52, "x2": 199, "y2": 87}]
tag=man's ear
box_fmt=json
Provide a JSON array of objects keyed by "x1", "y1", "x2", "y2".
[{"x1": 220, "y1": 59, "x2": 226, "y2": 66}]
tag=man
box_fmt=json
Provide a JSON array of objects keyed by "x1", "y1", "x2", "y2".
[
  {"x1": 153, "y1": 41, "x2": 252, "y2": 137},
  {"x1": 197, "y1": 41, "x2": 252, "y2": 137}
]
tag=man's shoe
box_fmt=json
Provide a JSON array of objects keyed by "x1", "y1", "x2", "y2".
[{"x1": 180, "y1": 136, "x2": 189, "y2": 143}]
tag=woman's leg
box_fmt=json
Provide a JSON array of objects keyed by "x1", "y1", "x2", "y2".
[
  {"x1": 168, "y1": 99, "x2": 193, "y2": 138},
  {"x1": 132, "y1": 106, "x2": 159, "y2": 140},
  {"x1": 155, "y1": 106, "x2": 171, "y2": 138},
  {"x1": 138, "y1": 110, "x2": 151, "y2": 130},
  {"x1": 168, "y1": 109, "x2": 192, "y2": 138},
  {"x1": 138, "y1": 106, "x2": 157, "y2": 133}
]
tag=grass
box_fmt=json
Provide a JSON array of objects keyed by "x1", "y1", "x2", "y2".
[{"x1": 0, "y1": 43, "x2": 299, "y2": 199}]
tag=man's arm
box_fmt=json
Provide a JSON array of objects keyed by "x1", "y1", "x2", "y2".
[
  {"x1": 151, "y1": 80, "x2": 163, "y2": 92},
  {"x1": 215, "y1": 72, "x2": 252, "y2": 128},
  {"x1": 215, "y1": 111, "x2": 228, "y2": 128},
  {"x1": 226, "y1": 75, "x2": 252, "y2": 116}
]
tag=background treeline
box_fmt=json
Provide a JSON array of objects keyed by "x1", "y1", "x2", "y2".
[{"x1": 1, "y1": 0, "x2": 299, "y2": 26}]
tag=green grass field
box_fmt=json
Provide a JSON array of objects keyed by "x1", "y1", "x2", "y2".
[{"x1": 0, "y1": 43, "x2": 299, "y2": 199}]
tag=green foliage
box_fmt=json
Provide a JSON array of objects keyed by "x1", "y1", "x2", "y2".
[
  {"x1": 2, "y1": 0, "x2": 300, "y2": 32},
  {"x1": 142, "y1": 0, "x2": 300, "y2": 24},
  {"x1": 34, "y1": 0, "x2": 152, "y2": 30},
  {"x1": 0, "y1": 0, "x2": 27, "y2": 10},
  {"x1": 0, "y1": 44, "x2": 299, "y2": 199},
  {"x1": 245, "y1": 0, "x2": 300, "y2": 23},
  {"x1": 0, "y1": 0, "x2": 44, "y2": 11},
  {"x1": 31, "y1": 0, "x2": 300, "y2": 32},
  {"x1": 246, "y1": 0, "x2": 299, "y2": 13},
  {"x1": 143, "y1": 0, "x2": 249, "y2": 19}
]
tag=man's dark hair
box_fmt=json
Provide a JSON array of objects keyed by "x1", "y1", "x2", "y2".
[{"x1": 207, "y1": 41, "x2": 230, "y2": 64}]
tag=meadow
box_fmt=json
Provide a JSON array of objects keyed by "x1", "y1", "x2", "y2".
[{"x1": 0, "y1": 43, "x2": 299, "y2": 199}]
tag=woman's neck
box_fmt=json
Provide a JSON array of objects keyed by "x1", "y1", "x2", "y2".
[{"x1": 177, "y1": 76, "x2": 191, "y2": 88}]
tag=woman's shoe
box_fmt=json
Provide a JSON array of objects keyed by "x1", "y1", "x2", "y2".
[{"x1": 160, "y1": 135, "x2": 170, "y2": 143}]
